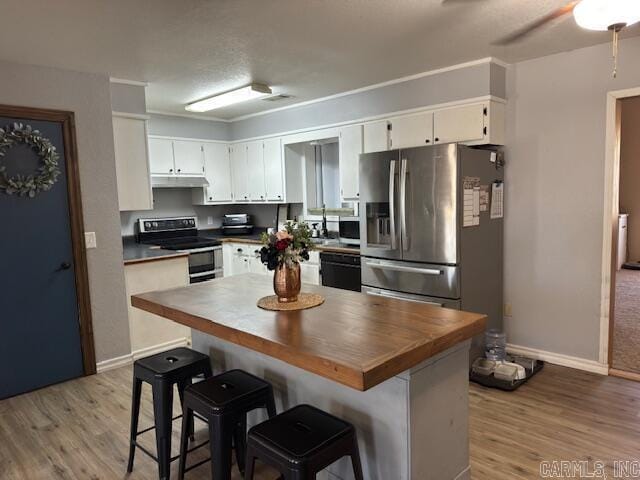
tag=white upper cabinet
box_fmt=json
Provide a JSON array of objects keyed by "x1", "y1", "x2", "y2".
[
  {"x1": 263, "y1": 137, "x2": 284, "y2": 201},
  {"x1": 230, "y1": 143, "x2": 250, "y2": 202},
  {"x1": 148, "y1": 137, "x2": 175, "y2": 175},
  {"x1": 363, "y1": 120, "x2": 389, "y2": 153},
  {"x1": 113, "y1": 115, "x2": 153, "y2": 211},
  {"x1": 246, "y1": 141, "x2": 266, "y2": 201},
  {"x1": 172, "y1": 140, "x2": 204, "y2": 175},
  {"x1": 339, "y1": 124, "x2": 363, "y2": 201},
  {"x1": 389, "y1": 112, "x2": 434, "y2": 149},
  {"x1": 433, "y1": 104, "x2": 485, "y2": 144},
  {"x1": 204, "y1": 143, "x2": 233, "y2": 203}
]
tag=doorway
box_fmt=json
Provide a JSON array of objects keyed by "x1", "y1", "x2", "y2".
[
  {"x1": 610, "y1": 96, "x2": 640, "y2": 375},
  {"x1": 0, "y1": 105, "x2": 95, "y2": 399}
]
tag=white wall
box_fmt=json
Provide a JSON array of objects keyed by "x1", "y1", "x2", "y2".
[
  {"x1": 504, "y1": 35, "x2": 640, "y2": 362},
  {"x1": 0, "y1": 60, "x2": 131, "y2": 363}
]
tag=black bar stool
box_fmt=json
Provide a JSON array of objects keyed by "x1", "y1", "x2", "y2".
[
  {"x1": 177, "y1": 369, "x2": 277, "y2": 480},
  {"x1": 244, "y1": 404, "x2": 364, "y2": 480},
  {"x1": 127, "y1": 347, "x2": 213, "y2": 480}
]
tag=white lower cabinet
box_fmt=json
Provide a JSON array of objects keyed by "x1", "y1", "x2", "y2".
[
  {"x1": 124, "y1": 257, "x2": 191, "y2": 353},
  {"x1": 222, "y1": 243, "x2": 320, "y2": 285}
]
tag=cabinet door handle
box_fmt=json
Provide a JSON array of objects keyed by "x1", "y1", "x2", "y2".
[
  {"x1": 169, "y1": 168, "x2": 173, "y2": 173},
  {"x1": 434, "y1": 138, "x2": 440, "y2": 142},
  {"x1": 425, "y1": 139, "x2": 430, "y2": 143},
  {"x1": 209, "y1": 196, "x2": 213, "y2": 201},
  {"x1": 177, "y1": 168, "x2": 181, "y2": 172}
]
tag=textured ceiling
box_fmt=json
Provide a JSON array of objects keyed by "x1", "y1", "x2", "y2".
[{"x1": 0, "y1": 0, "x2": 637, "y2": 120}]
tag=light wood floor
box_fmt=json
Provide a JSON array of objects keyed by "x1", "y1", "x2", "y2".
[{"x1": 1, "y1": 364, "x2": 640, "y2": 479}]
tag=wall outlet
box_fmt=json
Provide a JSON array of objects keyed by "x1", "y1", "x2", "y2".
[
  {"x1": 207, "y1": 216, "x2": 214, "y2": 225},
  {"x1": 85, "y1": 231, "x2": 97, "y2": 249},
  {"x1": 503, "y1": 303, "x2": 513, "y2": 317}
]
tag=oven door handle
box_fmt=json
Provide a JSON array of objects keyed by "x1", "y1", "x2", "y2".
[{"x1": 176, "y1": 246, "x2": 221, "y2": 254}]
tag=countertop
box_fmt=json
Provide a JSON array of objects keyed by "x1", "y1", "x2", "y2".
[
  {"x1": 122, "y1": 230, "x2": 359, "y2": 264},
  {"x1": 131, "y1": 274, "x2": 486, "y2": 391},
  {"x1": 122, "y1": 238, "x2": 189, "y2": 265}
]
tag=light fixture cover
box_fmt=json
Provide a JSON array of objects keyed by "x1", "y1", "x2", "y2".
[
  {"x1": 185, "y1": 83, "x2": 272, "y2": 112},
  {"x1": 574, "y1": 0, "x2": 640, "y2": 31}
]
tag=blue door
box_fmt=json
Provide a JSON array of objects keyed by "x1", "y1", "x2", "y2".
[{"x1": 0, "y1": 116, "x2": 84, "y2": 399}]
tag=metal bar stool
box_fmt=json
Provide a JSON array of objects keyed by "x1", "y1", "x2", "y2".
[
  {"x1": 177, "y1": 369, "x2": 277, "y2": 480},
  {"x1": 244, "y1": 404, "x2": 364, "y2": 480},
  {"x1": 126, "y1": 347, "x2": 213, "y2": 480}
]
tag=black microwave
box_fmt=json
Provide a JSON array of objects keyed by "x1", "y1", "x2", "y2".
[{"x1": 338, "y1": 217, "x2": 360, "y2": 246}]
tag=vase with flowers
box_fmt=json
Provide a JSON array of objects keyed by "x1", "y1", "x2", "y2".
[{"x1": 260, "y1": 221, "x2": 313, "y2": 303}]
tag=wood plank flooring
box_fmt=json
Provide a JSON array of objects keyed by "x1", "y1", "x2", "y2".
[{"x1": 2, "y1": 363, "x2": 640, "y2": 479}]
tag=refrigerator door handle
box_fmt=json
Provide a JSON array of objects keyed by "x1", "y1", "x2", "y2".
[
  {"x1": 400, "y1": 157, "x2": 409, "y2": 251},
  {"x1": 389, "y1": 160, "x2": 397, "y2": 250},
  {"x1": 364, "y1": 259, "x2": 443, "y2": 276},
  {"x1": 365, "y1": 288, "x2": 444, "y2": 307}
]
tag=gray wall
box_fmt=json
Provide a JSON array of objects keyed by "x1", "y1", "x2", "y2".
[
  {"x1": 0, "y1": 60, "x2": 131, "y2": 363},
  {"x1": 230, "y1": 62, "x2": 505, "y2": 140},
  {"x1": 148, "y1": 113, "x2": 230, "y2": 141},
  {"x1": 120, "y1": 189, "x2": 281, "y2": 235},
  {"x1": 504, "y1": 35, "x2": 640, "y2": 361},
  {"x1": 110, "y1": 83, "x2": 147, "y2": 116}
]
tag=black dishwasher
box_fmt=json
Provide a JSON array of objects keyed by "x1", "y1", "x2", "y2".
[{"x1": 320, "y1": 252, "x2": 361, "y2": 292}]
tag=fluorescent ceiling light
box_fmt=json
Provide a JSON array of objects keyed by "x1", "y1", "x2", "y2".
[
  {"x1": 185, "y1": 83, "x2": 272, "y2": 112},
  {"x1": 574, "y1": 0, "x2": 640, "y2": 31}
]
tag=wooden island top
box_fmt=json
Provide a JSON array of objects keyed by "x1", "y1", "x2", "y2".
[{"x1": 131, "y1": 274, "x2": 486, "y2": 391}]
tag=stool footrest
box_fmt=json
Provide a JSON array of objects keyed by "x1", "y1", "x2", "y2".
[{"x1": 184, "y1": 456, "x2": 212, "y2": 473}]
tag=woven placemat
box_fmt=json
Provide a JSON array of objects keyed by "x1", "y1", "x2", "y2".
[{"x1": 257, "y1": 293, "x2": 325, "y2": 311}]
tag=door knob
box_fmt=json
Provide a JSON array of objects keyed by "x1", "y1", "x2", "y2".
[{"x1": 59, "y1": 262, "x2": 71, "y2": 271}]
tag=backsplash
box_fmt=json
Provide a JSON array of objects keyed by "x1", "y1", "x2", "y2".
[{"x1": 120, "y1": 189, "x2": 297, "y2": 236}]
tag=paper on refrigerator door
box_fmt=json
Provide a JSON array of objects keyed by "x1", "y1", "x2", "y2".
[
  {"x1": 463, "y1": 177, "x2": 481, "y2": 227},
  {"x1": 490, "y1": 182, "x2": 504, "y2": 219}
]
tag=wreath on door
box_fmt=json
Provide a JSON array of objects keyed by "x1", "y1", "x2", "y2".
[{"x1": 0, "y1": 122, "x2": 61, "y2": 197}]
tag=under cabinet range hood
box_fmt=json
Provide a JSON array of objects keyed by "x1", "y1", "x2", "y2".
[{"x1": 151, "y1": 175, "x2": 210, "y2": 188}]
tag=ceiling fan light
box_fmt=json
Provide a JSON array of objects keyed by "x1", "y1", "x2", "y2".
[
  {"x1": 185, "y1": 83, "x2": 272, "y2": 112},
  {"x1": 574, "y1": 0, "x2": 640, "y2": 31}
]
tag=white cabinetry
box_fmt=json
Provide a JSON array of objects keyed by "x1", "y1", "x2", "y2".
[
  {"x1": 389, "y1": 112, "x2": 433, "y2": 148},
  {"x1": 433, "y1": 104, "x2": 485, "y2": 144},
  {"x1": 148, "y1": 137, "x2": 205, "y2": 176},
  {"x1": 222, "y1": 243, "x2": 320, "y2": 285},
  {"x1": 361, "y1": 100, "x2": 505, "y2": 152},
  {"x1": 148, "y1": 137, "x2": 175, "y2": 175},
  {"x1": 339, "y1": 125, "x2": 363, "y2": 201},
  {"x1": 230, "y1": 143, "x2": 250, "y2": 202},
  {"x1": 124, "y1": 256, "x2": 191, "y2": 353},
  {"x1": 113, "y1": 115, "x2": 153, "y2": 211},
  {"x1": 363, "y1": 120, "x2": 390, "y2": 153},
  {"x1": 263, "y1": 138, "x2": 284, "y2": 201},
  {"x1": 230, "y1": 139, "x2": 285, "y2": 203},
  {"x1": 193, "y1": 142, "x2": 233, "y2": 204},
  {"x1": 247, "y1": 141, "x2": 266, "y2": 201},
  {"x1": 172, "y1": 140, "x2": 205, "y2": 175}
]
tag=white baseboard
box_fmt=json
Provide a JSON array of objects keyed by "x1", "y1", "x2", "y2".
[
  {"x1": 507, "y1": 343, "x2": 609, "y2": 375},
  {"x1": 96, "y1": 337, "x2": 191, "y2": 373}
]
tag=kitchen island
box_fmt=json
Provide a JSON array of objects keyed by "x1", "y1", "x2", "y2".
[{"x1": 132, "y1": 274, "x2": 486, "y2": 480}]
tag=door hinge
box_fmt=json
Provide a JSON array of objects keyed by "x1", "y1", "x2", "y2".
[
  {"x1": 483, "y1": 107, "x2": 488, "y2": 116},
  {"x1": 201, "y1": 145, "x2": 204, "y2": 151},
  {"x1": 483, "y1": 126, "x2": 487, "y2": 135},
  {"x1": 387, "y1": 122, "x2": 392, "y2": 131}
]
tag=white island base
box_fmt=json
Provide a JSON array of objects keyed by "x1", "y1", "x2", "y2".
[{"x1": 192, "y1": 332, "x2": 471, "y2": 480}]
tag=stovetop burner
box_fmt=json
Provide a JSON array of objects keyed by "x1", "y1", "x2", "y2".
[{"x1": 136, "y1": 217, "x2": 221, "y2": 251}]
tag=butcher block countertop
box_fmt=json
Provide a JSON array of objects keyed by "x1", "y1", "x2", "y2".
[{"x1": 131, "y1": 274, "x2": 486, "y2": 391}]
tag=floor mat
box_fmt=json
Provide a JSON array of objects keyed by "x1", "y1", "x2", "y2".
[{"x1": 612, "y1": 269, "x2": 640, "y2": 373}]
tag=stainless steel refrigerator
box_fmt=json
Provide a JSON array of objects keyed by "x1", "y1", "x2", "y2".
[{"x1": 359, "y1": 143, "x2": 504, "y2": 358}]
